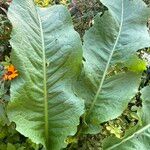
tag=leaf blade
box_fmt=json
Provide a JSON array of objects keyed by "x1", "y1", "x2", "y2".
[
  {"x1": 7, "y1": 0, "x2": 84, "y2": 149},
  {"x1": 79, "y1": 0, "x2": 150, "y2": 133}
]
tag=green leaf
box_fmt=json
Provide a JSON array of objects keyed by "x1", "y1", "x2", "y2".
[
  {"x1": 102, "y1": 86, "x2": 150, "y2": 150},
  {"x1": 141, "y1": 86, "x2": 150, "y2": 125},
  {"x1": 7, "y1": 0, "x2": 84, "y2": 149},
  {"x1": 7, "y1": 143, "x2": 16, "y2": 150},
  {"x1": 76, "y1": 0, "x2": 150, "y2": 133},
  {"x1": 0, "y1": 143, "x2": 7, "y2": 150},
  {"x1": 103, "y1": 126, "x2": 150, "y2": 150},
  {"x1": 124, "y1": 55, "x2": 147, "y2": 72},
  {"x1": 76, "y1": 72, "x2": 141, "y2": 134}
]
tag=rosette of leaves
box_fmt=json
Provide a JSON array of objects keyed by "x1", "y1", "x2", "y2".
[{"x1": 7, "y1": 0, "x2": 150, "y2": 149}]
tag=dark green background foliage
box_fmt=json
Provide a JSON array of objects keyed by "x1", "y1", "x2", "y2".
[{"x1": 0, "y1": 0, "x2": 150, "y2": 150}]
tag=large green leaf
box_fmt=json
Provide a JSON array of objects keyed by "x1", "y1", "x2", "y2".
[
  {"x1": 7, "y1": 0, "x2": 84, "y2": 149},
  {"x1": 76, "y1": 0, "x2": 150, "y2": 133},
  {"x1": 103, "y1": 86, "x2": 150, "y2": 150}
]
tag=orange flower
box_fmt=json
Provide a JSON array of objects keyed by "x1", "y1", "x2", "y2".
[{"x1": 3, "y1": 65, "x2": 18, "y2": 80}]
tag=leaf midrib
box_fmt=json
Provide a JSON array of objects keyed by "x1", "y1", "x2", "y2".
[
  {"x1": 37, "y1": 10, "x2": 49, "y2": 145},
  {"x1": 87, "y1": 0, "x2": 124, "y2": 116}
]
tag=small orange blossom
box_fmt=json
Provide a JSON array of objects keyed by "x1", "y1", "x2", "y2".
[{"x1": 3, "y1": 64, "x2": 18, "y2": 80}]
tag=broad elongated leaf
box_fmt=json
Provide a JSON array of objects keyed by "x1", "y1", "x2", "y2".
[
  {"x1": 76, "y1": 0, "x2": 150, "y2": 133},
  {"x1": 103, "y1": 86, "x2": 150, "y2": 150},
  {"x1": 7, "y1": 0, "x2": 84, "y2": 149}
]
